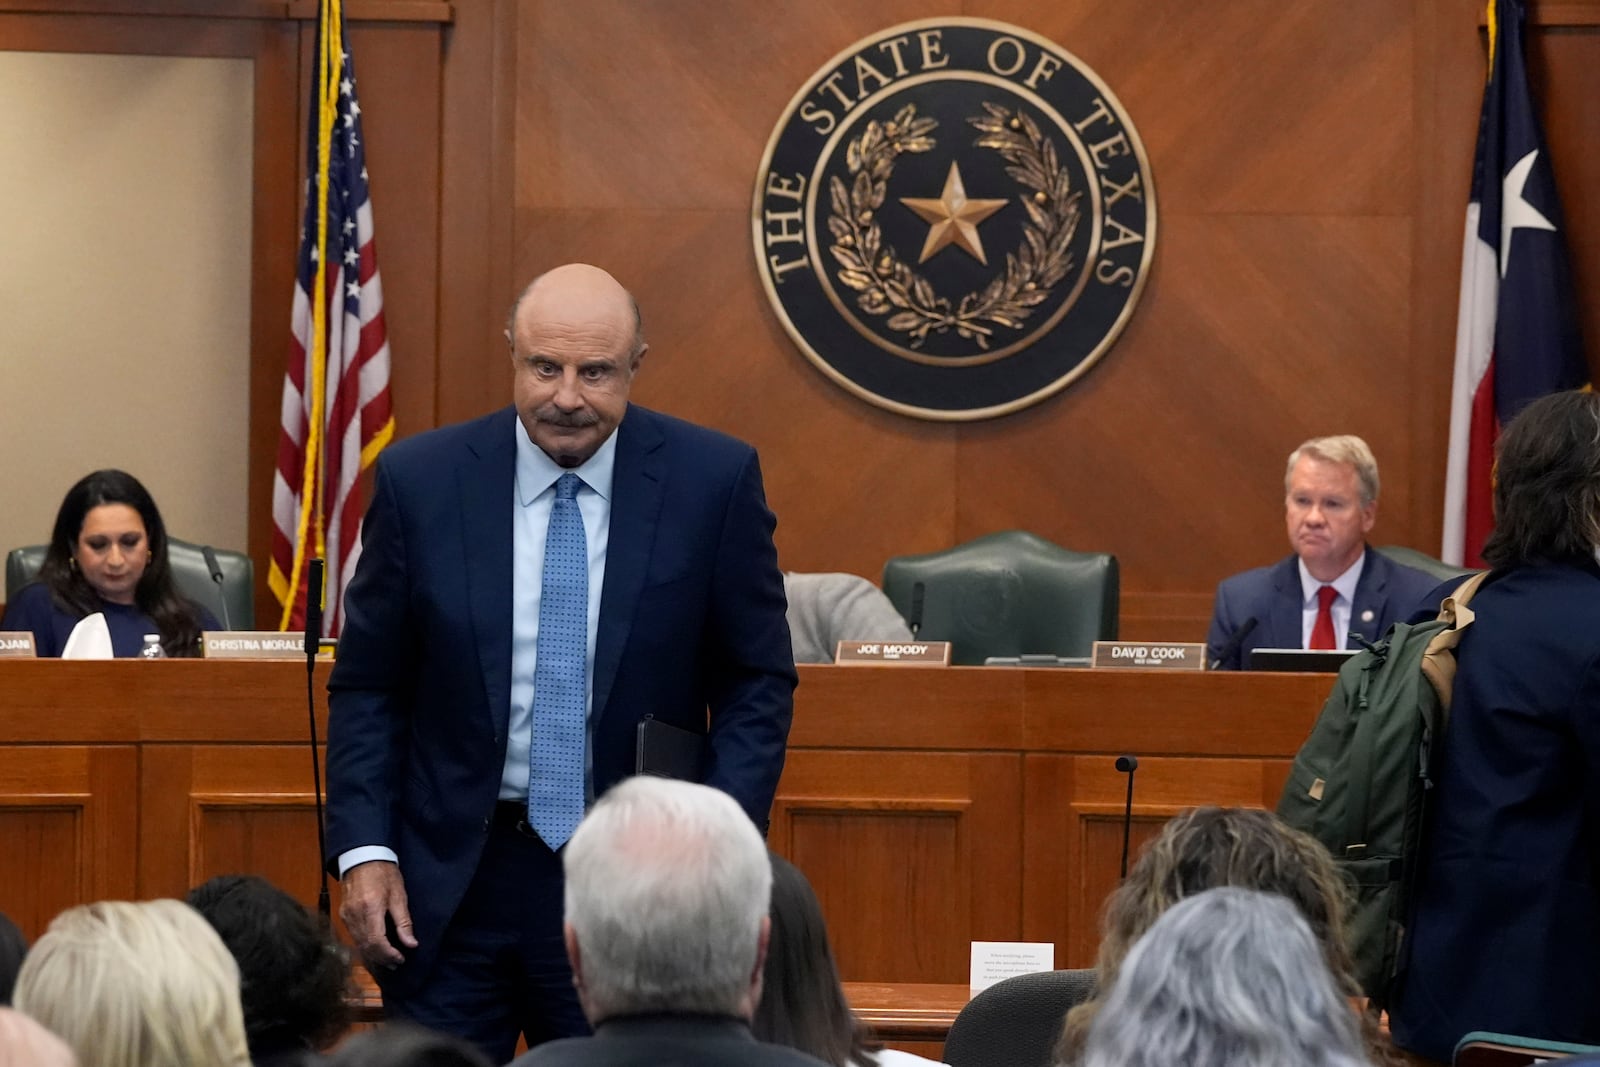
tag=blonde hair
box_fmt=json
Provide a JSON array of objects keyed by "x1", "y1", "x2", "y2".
[
  {"x1": 0, "y1": 1007, "x2": 77, "y2": 1067},
  {"x1": 1286, "y1": 435, "x2": 1381, "y2": 506},
  {"x1": 13, "y1": 900, "x2": 250, "y2": 1067}
]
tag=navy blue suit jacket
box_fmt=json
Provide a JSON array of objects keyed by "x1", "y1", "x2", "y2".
[
  {"x1": 1390, "y1": 561, "x2": 1600, "y2": 1061},
  {"x1": 1205, "y1": 549, "x2": 1439, "y2": 670},
  {"x1": 324, "y1": 405, "x2": 797, "y2": 993}
]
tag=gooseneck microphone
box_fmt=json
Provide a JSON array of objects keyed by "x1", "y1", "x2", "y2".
[
  {"x1": 303, "y1": 559, "x2": 331, "y2": 922},
  {"x1": 908, "y1": 581, "x2": 925, "y2": 637},
  {"x1": 1208, "y1": 616, "x2": 1259, "y2": 670},
  {"x1": 200, "y1": 545, "x2": 233, "y2": 631},
  {"x1": 1115, "y1": 754, "x2": 1138, "y2": 880}
]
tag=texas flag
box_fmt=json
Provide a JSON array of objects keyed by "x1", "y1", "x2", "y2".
[{"x1": 1442, "y1": 0, "x2": 1587, "y2": 567}]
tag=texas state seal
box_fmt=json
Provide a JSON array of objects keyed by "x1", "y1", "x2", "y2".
[{"x1": 753, "y1": 18, "x2": 1156, "y2": 420}]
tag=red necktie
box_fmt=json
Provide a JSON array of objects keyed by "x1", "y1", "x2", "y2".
[{"x1": 1309, "y1": 585, "x2": 1338, "y2": 650}]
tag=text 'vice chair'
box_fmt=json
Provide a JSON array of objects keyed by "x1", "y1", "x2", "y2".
[{"x1": 882, "y1": 530, "x2": 1118, "y2": 665}]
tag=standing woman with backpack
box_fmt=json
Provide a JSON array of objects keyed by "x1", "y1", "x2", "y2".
[{"x1": 1389, "y1": 390, "x2": 1600, "y2": 1063}]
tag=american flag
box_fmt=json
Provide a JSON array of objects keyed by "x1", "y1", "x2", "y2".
[
  {"x1": 270, "y1": 0, "x2": 394, "y2": 633},
  {"x1": 1441, "y1": 0, "x2": 1586, "y2": 566}
]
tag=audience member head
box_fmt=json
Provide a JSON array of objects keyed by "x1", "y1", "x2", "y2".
[
  {"x1": 563, "y1": 776, "x2": 771, "y2": 1025},
  {"x1": 37, "y1": 469, "x2": 204, "y2": 655},
  {"x1": 1482, "y1": 389, "x2": 1600, "y2": 569},
  {"x1": 0, "y1": 913, "x2": 24, "y2": 1006},
  {"x1": 0, "y1": 1007, "x2": 76, "y2": 1067},
  {"x1": 187, "y1": 875, "x2": 349, "y2": 1062},
  {"x1": 1057, "y1": 807, "x2": 1365, "y2": 1062},
  {"x1": 317, "y1": 1023, "x2": 492, "y2": 1067},
  {"x1": 1080, "y1": 887, "x2": 1371, "y2": 1067},
  {"x1": 13, "y1": 898, "x2": 250, "y2": 1067},
  {"x1": 506, "y1": 264, "x2": 647, "y2": 469},
  {"x1": 752, "y1": 853, "x2": 878, "y2": 1067},
  {"x1": 1283, "y1": 435, "x2": 1380, "y2": 581}
]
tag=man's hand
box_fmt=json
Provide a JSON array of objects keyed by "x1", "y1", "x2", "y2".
[{"x1": 340, "y1": 860, "x2": 418, "y2": 970}]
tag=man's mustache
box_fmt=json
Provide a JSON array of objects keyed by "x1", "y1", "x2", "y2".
[{"x1": 535, "y1": 406, "x2": 600, "y2": 429}]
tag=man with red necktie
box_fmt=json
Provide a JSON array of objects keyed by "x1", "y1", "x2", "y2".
[{"x1": 1205, "y1": 435, "x2": 1438, "y2": 671}]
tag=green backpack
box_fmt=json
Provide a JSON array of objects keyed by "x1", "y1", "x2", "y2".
[{"x1": 1276, "y1": 572, "x2": 1488, "y2": 1007}]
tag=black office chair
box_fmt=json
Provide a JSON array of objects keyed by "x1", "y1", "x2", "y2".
[
  {"x1": 1375, "y1": 544, "x2": 1482, "y2": 584},
  {"x1": 5, "y1": 538, "x2": 253, "y2": 630},
  {"x1": 881, "y1": 530, "x2": 1118, "y2": 665},
  {"x1": 943, "y1": 968, "x2": 1097, "y2": 1067}
]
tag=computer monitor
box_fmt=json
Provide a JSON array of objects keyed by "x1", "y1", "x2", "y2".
[{"x1": 1246, "y1": 647, "x2": 1358, "y2": 673}]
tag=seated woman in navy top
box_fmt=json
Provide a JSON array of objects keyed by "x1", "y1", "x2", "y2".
[{"x1": 1, "y1": 470, "x2": 217, "y2": 657}]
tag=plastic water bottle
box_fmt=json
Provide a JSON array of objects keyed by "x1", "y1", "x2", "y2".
[{"x1": 140, "y1": 634, "x2": 165, "y2": 659}]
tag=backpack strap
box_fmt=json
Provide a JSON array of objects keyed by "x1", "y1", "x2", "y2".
[
  {"x1": 1343, "y1": 656, "x2": 1381, "y2": 858},
  {"x1": 1421, "y1": 571, "x2": 1490, "y2": 712}
]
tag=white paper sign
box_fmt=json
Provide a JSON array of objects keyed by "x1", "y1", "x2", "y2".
[{"x1": 969, "y1": 940, "x2": 1055, "y2": 991}]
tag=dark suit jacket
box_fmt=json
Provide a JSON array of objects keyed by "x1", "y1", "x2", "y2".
[
  {"x1": 1390, "y1": 560, "x2": 1600, "y2": 1062},
  {"x1": 1204, "y1": 548, "x2": 1440, "y2": 670},
  {"x1": 323, "y1": 404, "x2": 797, "y2": 994},
  {"x1": 506, "y1": 1014, "x2": 833, "y2": 1067}
]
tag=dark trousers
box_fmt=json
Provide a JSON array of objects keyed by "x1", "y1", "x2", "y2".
[{"x1": 382, "y1": 803, "x2": 591, "y2": 1063}]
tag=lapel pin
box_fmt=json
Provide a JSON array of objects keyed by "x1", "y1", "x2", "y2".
[{"x1": 1360, "y1": 609, "x2": 1374, "y2": 623}]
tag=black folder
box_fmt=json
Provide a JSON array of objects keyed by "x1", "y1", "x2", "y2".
[{"x1": 635, "y1": 715, "x2": 705, "y2": 781}]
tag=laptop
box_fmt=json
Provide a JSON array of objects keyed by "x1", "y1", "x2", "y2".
[{"x1": 1247, "y1": 648, "x2": 1359, "y2": 673}]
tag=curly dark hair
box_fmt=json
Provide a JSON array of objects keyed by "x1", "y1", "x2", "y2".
[
  {"x1": 1054, "y1": 807, "x2": 1395, "y2": 1067},
  {"x1": 38, "y1": 469, "x2": 205, "y2": 656},
  {"x1": 186, "y1": 875, "x2": 349, "y2": 1061},
  {"x1": 1482, "y1": 390, "x2": 1600, "y2": 569}
]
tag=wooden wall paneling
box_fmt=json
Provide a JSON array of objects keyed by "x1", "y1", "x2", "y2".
[
  {"x1": 1021, "y1": 752, "x2": 1291, "y2": 967},
  {"x1": 0, "y1": 746, "x2": 138, "y2": 939},
  {"x1": 952, "y1": 0, "x2": 1418, "y2": 600},
  {"x1": 789, "y1": 664, "x2": 1025, "y2": 750},
  {"x1": 1406, "y1": 0, "x2": 1497, "y2": 552},
  {"x1": 139, "y1": 744, "x2": 328, "y2": 909},
  {"x1": 772, "y1": 749, "x2": 1022, "y2": 984},
  {"x1": 509, "y1": 2, "x2": 960, "y2": 579},
  {"x1": 339, "y1": 20, "x2": 443, "y2": 442},
  {"x1": 435, "y1": 0, "x2": 518, "y2": 427},
  {"x1": 1020, "y1": 669, "x2": 1325, "y2": 756}
]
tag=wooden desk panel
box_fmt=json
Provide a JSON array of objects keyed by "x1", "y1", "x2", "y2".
[
  {"x1": 0, "y1": 744, "x2": 138, "y2": 939},
  {"x1": 0, "y1": 662, "x2": 1332, "y2": 981}
]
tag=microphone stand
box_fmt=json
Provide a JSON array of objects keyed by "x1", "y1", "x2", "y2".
[
  {"x1": 1115, "y1": 754, "x2": 1138, "y2": 880},
  {"x1": 303, "y1": 559, "x2": 331, "y2": 923}
]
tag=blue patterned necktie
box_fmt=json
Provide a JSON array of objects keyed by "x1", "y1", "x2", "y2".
[{"x1": 528, "y1": 471, "x2": 587, "y2": 849}]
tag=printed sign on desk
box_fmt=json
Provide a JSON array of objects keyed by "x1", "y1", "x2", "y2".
[
  {"x1": 0, "y1": 632, "x2": 36, "y2": 658},
  {"x1": 202, "y1": 632, "x2": 330, "y2": 660},
  {"x1": 1091, "y1": 641, "x2": 1206, "y2": 670},
  {"x1": 835, "y1": 641, "x2": 951, "y2": 666}
]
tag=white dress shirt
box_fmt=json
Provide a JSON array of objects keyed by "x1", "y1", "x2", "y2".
[{"x1": 1297, "y1": 551, "x2": 1366, "y2": 650}]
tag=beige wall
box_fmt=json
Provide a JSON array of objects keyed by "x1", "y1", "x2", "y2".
[{"x1": 0, "y1": 51, "x2": 253, "y2": 562}]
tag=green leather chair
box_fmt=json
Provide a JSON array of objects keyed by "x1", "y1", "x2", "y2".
[
  {"x1": 1375, "y1": 544, "x2": 1481, "y2": 584},
  {"x1": 5, "y1": 538, "x2": 253, "y2": 630},
  {"x1": 881, "y1": 530, "x2": 1118, "y2": 665}
]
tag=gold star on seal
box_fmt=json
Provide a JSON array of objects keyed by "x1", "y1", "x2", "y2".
[{"x1": 898, "y1": 161, "x2": 1009, "y2": 265}]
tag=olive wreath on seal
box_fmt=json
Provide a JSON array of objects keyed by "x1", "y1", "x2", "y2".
[{"x1": 827, "y1": 102, "x2": 1083, "y2": 350}]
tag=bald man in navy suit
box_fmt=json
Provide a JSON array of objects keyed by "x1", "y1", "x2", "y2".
[
  {"x1": 1206, "y1": 435, "x2": 1437, "y2": 670},
  {"x1": 324, "y1": 265, "x2": 796, "y2": 1062}
]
